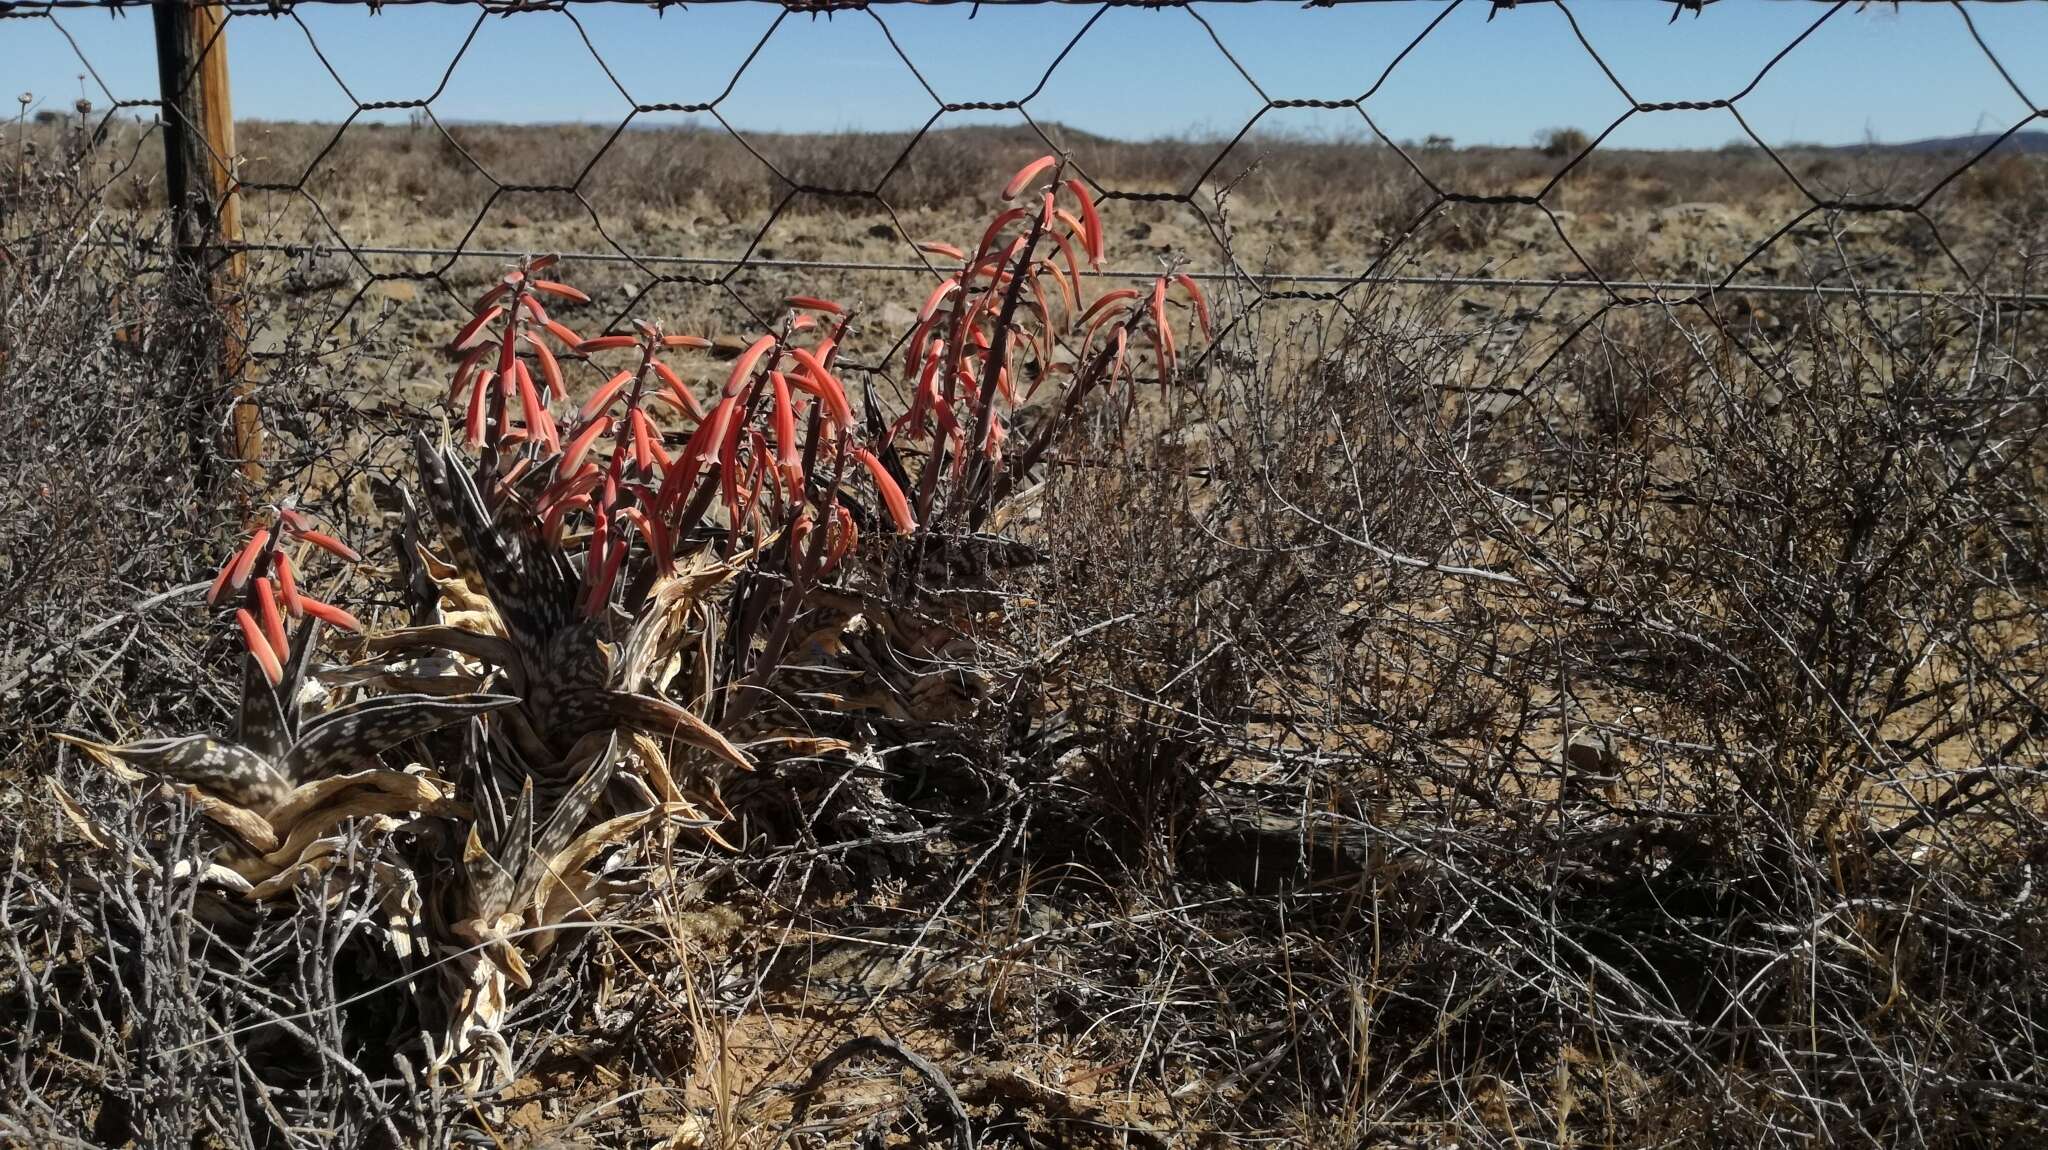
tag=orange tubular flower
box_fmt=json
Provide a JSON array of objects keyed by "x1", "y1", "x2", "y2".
[
  {"x1": 1002, "y1": 155, "x2": 1058, "y2": 201},
  {"x1": 236, "y1": 609, "x2": 284, "y2": 685}
]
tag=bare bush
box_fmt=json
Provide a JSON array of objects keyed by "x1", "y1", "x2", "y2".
[{"x1": 1538, "y1": 126, "x2": 1594, "y2": 160}]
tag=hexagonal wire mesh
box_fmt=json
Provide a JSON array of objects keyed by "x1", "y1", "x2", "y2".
[
  {"x1": 5, "y1": 0, "x2": 2047, "y2": 394},
  {"x1": 2, "y1": 6, "x2": 2046, "y2": 1140}
]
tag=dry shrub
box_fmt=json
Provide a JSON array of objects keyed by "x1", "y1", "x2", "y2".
[
  {"x1": 1537, "y1": 126, "x2": 1593, "y2": 159},
  {"x1": 0, "y1": 152, "x2": 222, "y2": 737},
  {"x1": 1254, "y1": 289, "x2": 2044, "y2": 1141},
  {"x1": 973, "y1": 256, "x2": 2047, "y2": 1143}
]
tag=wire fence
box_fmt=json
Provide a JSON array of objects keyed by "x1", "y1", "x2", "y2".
[
  {"x1": 6, "y1": 8, "x2": 2048, "y2": 1145},
  {"x1": 5, "y1": 0, "x2": 2048, "y2": 373}
]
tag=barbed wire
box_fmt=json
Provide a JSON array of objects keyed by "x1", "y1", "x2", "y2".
[
  {"x1": 5, "y1": 0, "x2": 2047, "y2": 375},
  {"x1": 224, "y1": 239, "x2": 2048, "y2": 304}
]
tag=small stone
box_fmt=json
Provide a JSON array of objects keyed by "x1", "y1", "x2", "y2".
[{"x1": 1563, "y1": 732, "x2": 1618, "y2": 777}]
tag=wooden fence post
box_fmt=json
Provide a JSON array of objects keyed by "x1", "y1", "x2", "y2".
[{"x1": 152, "y1": 0, "x2": 261, "y2": 486}]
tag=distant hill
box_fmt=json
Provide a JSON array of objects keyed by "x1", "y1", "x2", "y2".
[{"x1": 1841, "y1": 130, "x2": 2048, "y2": 156}]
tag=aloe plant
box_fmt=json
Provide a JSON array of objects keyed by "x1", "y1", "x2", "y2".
[{"x1": 61, "y1": 157, "x2": 1207, "y2": 1086}]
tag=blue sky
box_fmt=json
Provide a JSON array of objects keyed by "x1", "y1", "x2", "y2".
[{"x1": 8, "y1": 1, "x2": 2045, "y2": 149}]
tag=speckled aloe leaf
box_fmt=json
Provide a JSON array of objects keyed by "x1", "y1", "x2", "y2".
[
  {"x1": 414, "y1": 431, "x2": 576, "y2": 647},
  {"x1": 282, "y1": 692, "x2": 520, "y2": 781},
  {"x1": 56, "y1": 732, "x2": 292, "y2": 809},
  {"x1": 238, "y1": 617, "x2": 326, "y2": 761}
]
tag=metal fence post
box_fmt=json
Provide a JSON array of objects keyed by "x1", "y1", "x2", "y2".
[{"x1": 152, "y1": 0, "x2": 260, "y2": 486}]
